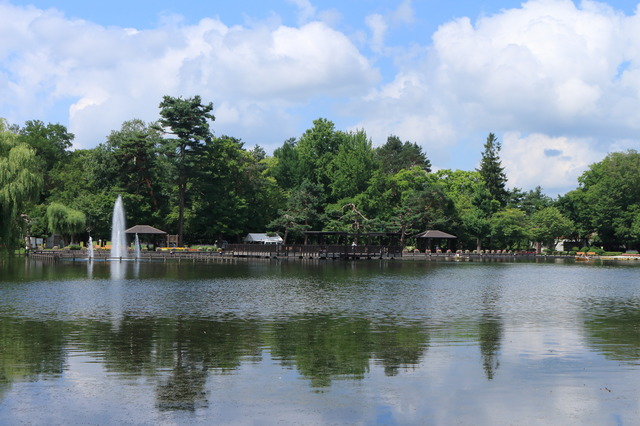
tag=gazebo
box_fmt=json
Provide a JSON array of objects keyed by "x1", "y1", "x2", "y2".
[
  {"x1": 414, "y1": 230, "x2": 457, "y2": 252},
  {"x1": 125, "y1": 225, "x2": 168, "y2": 249}
]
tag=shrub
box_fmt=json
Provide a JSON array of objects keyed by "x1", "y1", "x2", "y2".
[{"x1": 68, "y1": 244, "x2": 81, "y2": 250}]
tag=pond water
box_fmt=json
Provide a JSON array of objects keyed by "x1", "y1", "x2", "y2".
[{"x1": 0, "y1": 257, "x2": 639, "y2": 425}]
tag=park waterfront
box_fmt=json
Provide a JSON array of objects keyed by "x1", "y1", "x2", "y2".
[{"x1": 3, "y1": 106, "x2": 640, "y2": 257}]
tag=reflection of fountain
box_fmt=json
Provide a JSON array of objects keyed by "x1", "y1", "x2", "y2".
[
  {"x1": 111, "y1": 195, "x2": 127, "y2": 259},
  {"x1": 88, "y1": 236, "x2": 94, "y2": 260},
  {"x1": 134, "y1": 233, "x2": 141, "y2": 259}
]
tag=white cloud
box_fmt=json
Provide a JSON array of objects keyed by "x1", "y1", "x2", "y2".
[
  {"x1": 0, "y1": 3, "x2": 378, "y2": 149},
  {"x1": 347, "y1": 0, "x2": 640, "y2": 193},
  {"x1": 392, "y1": 0, "x2": 416, "y2": 25},
  {"x1": 429, "y1": 0, "x2": 640, "y2": 135},
  {"x1": 366, "y1": 14, "x2": 387, "y2": 54},
  {"x1": 501, "y1": 132, "x2": 604, "y2": 194},
  {"x1": 2, "y1": 0, "x2": 640, "y2": 194},
  {"x1": 285, "y1": 0, "x2": 316, "y2": 25}
]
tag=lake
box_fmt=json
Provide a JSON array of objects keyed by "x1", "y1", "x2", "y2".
[{"x1": 0, "y1": 257, "x2": 639, "y2": 425}]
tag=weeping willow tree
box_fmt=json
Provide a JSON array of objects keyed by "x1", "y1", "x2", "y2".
[
  {"x1": 46, "y1": 203, "x2": 86, "y2": 246},
  {"x1": 0, "y1": 119, "x2": 43, "y2": 254}
]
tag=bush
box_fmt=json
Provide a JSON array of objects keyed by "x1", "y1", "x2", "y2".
[{"x1": 68, "y1": 244, "x2": 81, "y2": 250}]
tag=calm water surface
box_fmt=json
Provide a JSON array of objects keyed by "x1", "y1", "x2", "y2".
[{"x1": 1, "y1": 257, "x2": 639, "y2": 425}]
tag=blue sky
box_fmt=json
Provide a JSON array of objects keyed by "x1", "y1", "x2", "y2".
[{"x1": 2, "y1": 0, "x2": 640, "y2": 195}]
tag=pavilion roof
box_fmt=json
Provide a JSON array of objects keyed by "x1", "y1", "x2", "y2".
[
  {"x1": 125, "y1": 225, "x2": 167, "y2": 235},
  {"x1": 414, "y1": 230, "x2": 457, "y2": 239}
]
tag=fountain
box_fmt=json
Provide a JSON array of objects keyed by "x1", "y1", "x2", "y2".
[
  {"x1": 111, "y1": 195, "x2": 127, "y2": 259},
  {"x1": 134, "y1": 233, "x2": 141, "y2": 259},
  {"x1": 88, "y1": 236, "x2": 94, "y2": 260}
]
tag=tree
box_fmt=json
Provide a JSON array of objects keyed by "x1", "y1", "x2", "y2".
[
  {"x1": 329, "y1": 130, "x2": 376, "y2": 201},
  {"x1": 478, "y1": 133, "x2": 509, "y2": 210},
  {"x1": 296, "y1": 118, "x2": 341, "y2": 192},
  {"x1": 18, "y1": 120, "x2": 73, "y2": 200},
  {"x1": 376, "y1": 135, "x2": 431, "y2": 174},
  {"x1": 572, "y1": 150, "x2": 640, "y2": 249},
  {"x1": 269, "y1": 179, "x2": 325, "y2": 244},
  {"x1": 514, "y1": 186, "x2": 553, "y2": 215},
  {"x1": 490, "y1": 208, "x2": 528, "y2": 250},
  {"x1": 528, "y1": 206, "x2": 574, "y2": 253},
  {"x1": 46, "y1": 202, "x2": 86, "y2": 245},
  {"x1": 103, "y1": 120, "x2": 170, "y2": 228},
  {"x1": 157, "y1": 96, "x2": 215, "y2": 246},
  {"x1": 0, "y1": 119, "x2": 43, "y2": 253}
]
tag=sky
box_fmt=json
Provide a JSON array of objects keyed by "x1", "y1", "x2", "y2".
[{"x1": 2, "y1": 0, "x2": 640, "y2": 196}]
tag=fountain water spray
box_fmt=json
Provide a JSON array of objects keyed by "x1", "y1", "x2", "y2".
[
  {"x1": 88, "y1": 236, "x2": 94, "y2": 260},
  {"x1": 134, "y1": 233, "x2": 141, "y2": 259},
  {"x1": 110, "y1": 195, "x2": 127, "y2": 259}
]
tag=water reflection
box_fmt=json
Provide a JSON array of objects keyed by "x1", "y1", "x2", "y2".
[
  {"x1": 479, "y1": 283, "x2": 503, "y2": 380},
  {"x1": 583, "y1": 299, "x2": 640, "y2": 362},
  {"x1": 2, "y1": 258, "x2": 640, "y2": 424},
  {"x1": 0, "y1": 313, "x2": 430, "y2": 408}
]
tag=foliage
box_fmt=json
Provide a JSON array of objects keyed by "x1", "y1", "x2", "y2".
[
  {"x1": 478, "y1": 133, "x2": 509, "y2": 210},
  {"x1": 46, "y1": 202, "x2": 86, "y2": 244},
  {"x1": 528, "y1": 207, "x2": 574, "y2": 249},
  {"x1": 490, "y1": 208, "x2": 528, "y2": 250},
  {"x1": 376, "y1": 135, "x2": 431, "y2": 174},
  {"x1": 569, "y1": 150, "x2": 640, "y2": 249},
  {"x1": 157, "y1": 95, "x2": 215, "y2": 245},
  {"x1": 0, "y1": 120, "x2": 43, "y2": 253},
  {"x1": 7, "y1": 103, "x2": 640, "y2": 253}
]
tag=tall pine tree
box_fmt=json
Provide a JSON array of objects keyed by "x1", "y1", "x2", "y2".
[
  {"x1": 157, "y1": 96, "x2": 215, "y2": 246},
  {"x1": 478, "y1": 133, "x2": 508, "y2": 210}
]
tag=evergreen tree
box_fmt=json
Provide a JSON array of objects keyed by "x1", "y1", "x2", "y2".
[
  {"x1": 478, "y1": 133, "x2": 509, "y2": 210},
  {"x1": 376, "y1": 135, "x2": 431, "y2": 174},
  {"x1": 157, "y1": 96, "x2": 215, "y2": 246}
]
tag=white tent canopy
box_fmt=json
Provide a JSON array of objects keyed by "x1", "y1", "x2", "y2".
[{"x1": 243, "y1": 233, "x2": 283, "y2": 244}]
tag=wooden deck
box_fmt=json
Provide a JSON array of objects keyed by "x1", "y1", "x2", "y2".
[{"x1": 27, "y1": 246, "x2": 567, "y2": 262}]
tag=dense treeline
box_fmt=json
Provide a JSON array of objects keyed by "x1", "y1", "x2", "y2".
[{"x1": 2, "y1": 95, "x2": 640, "y2": 254}]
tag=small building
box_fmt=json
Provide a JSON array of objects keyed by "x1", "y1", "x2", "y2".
[
  {"x1": 125, "y1": 225, "x2": 168, "y2": 248},
  {"x1": 414, "y1": 230, "x2": 457, "y2": 252},
  {"x1": 244, "y1": 233, "x2": 283, "y2": 244}
]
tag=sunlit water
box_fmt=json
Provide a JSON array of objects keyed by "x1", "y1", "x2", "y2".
[{"x1": 1, "y1": 257, "x2": 639, "y2": 424}]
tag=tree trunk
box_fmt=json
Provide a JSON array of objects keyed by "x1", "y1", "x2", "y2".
[{"x1": 178, "y1": 181, "x2": 185, "y2": 247}]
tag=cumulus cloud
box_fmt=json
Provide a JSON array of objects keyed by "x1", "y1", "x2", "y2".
[
  {"x1": 350, "y1": 0, "x2": 640, "y2": 193},
  {"x1": 501, "y1": 132, "x2": 604, "y2": 195},
  {"x1": 3, "y1": 0, "x2": 640, "y2": 194},
  {"x1": 430, "y1": 0, "x2": 640, "y2": 137},
  {"x1": 0, "y1": 3, "x2": 378, "y2": 149}
]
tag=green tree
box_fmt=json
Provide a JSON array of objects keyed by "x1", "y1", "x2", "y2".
[
  {"x1": 515, "y1": 186, "x2": 553, "y2": 215},
  {"x1": 573, "y1": 150, "x2": 640, "y2": 249},
  {"x1": 269, "y1": 179, "x2": 325, "y2": 244},
  {"x1": 104, "y1": 120, "x2": 169, "y2": 228},
  {"x1": 376, "y1": 135, "x2": 431, "y2": 174},
  {"x1": 478, "y1": 133, "x2": 509, "y2": 210},
  {"x1": 0, "y1": 120, "x2": 43, "y2": 252},
  {"x1": 528, "y1": 206, "x2": 574, "y2": 253},
  {"x1": 18, "y1": 120, "x2": 73, "y2": 200},
  {"x1": 296, "y1": 118, "x2": 341, "y2": 192},
  {"x1": 272, "y1": 138, "x2": 301, "y2": 191},
  {"x1": 329, "y1": 130, "x2": 376, "y2": 201},
  {"x1": 157, "y1": 95, "x2": 215, "y2": 246},
  {"x1": 435, "y1": 169, "x2": 491, "y2": 251},
  {"x1": 46, "y1": 202, "x2": 86, "y2": 245},
  {"x1": 490, "y1": 208, "x2": 528, "y2": 250}
]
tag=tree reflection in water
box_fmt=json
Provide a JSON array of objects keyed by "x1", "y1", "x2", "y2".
[
  {"x1": 0, "y1": 312, "x2": 432, "y2": 407},
  {"x1": 478, "y1": 283, "x2": 503, "y2": 380}
]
